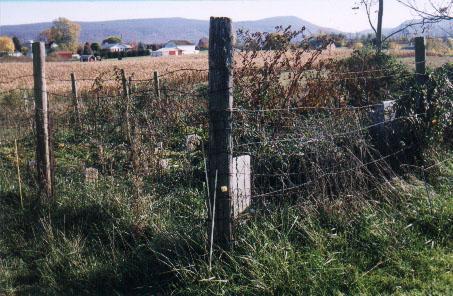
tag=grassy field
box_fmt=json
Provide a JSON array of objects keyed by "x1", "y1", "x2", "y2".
[
  {"x1": 0, "y1": 143, "x2": 451, "y2": 294},
  {"x1": 0, "y1": 45, "x2": 452, "y2": 295}
]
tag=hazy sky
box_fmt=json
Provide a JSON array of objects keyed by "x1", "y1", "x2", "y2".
[{"x1": 0, "y1": 0, "x2": 441, "y2": 32}]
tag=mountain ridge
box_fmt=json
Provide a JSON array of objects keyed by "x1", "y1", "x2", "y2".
[
  {"x1": 0, "y1": 16, "x2": 450, "y2": 44},
  {"x1": 0, "y1": 16, "x2": 341, "y2": 44}
]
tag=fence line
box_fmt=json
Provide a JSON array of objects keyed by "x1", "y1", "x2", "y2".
[
  {"x1": 249, "y1": 145, "x2": 413, "y2": 199},
  {"x1": 1, "y1": 31, "x2": 441, "y2": 250}
]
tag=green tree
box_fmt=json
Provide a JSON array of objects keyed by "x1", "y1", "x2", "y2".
[
  {"x1": 137, "y1": 42, "x2": 146, "y2": 51},
  {"x1": 21, "y1": 47, "x2": 29, "y2": 56},
  {"x1": 12, "y1": 36, "x2": 22, "y2": 52},
  {"x1": 82, "y1": 42, "x2": 93, "y2": 55},
  {"x1": 102, "y1": 36, "x2": 122, "y2": 44},
  {"x1": 90, "y1": 42, "x2": 101, "y2": 52}
]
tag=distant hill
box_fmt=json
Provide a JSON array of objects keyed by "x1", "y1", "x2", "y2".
[
  {"x1": 0, "y1": 16, "x2": 341, "y2": 44},
  {"x1": 1, "y1": 16, "x2": 450, "y2": 45},
  {"x1": 359, "y1": 19, "x2": 452, "y2": 38}
]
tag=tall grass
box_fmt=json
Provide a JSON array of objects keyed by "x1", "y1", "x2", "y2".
[{"x1": 0, "y1": 148, "x2": 452, "y2": 294}]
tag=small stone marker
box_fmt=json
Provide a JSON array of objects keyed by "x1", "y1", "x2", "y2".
[
  {"x1": 84, "y1": 167, "x2": 99, "y2": 183},
  {"x1": 383, "y1": 100, "x2": 396, "y2": 122},
  {"x1": 186, "y1": 134, "x2": 202, "y2": 152},
  {"x1": 154, "y1": 142, "x2": 163, "y2": 154},
  {"x1": 231, "y1": 155, "x2": 251, "y2": 218},
  {"x1": 370, "y1": 100, "x2": 396, "y2": 124},
  {"x1": 159, "y1": 158, "x2": 171, "y2": 170}
]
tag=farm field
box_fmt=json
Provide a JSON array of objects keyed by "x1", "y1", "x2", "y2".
[
  {"x1": 398, "y1": 55, "x2": 453, "y2": 69},
  {"x1": 1, "y1": 48, "x2": 452, "y2": 94},
  {"x1": 0, "y1": 49, "x2": 352, "y2": 93}
]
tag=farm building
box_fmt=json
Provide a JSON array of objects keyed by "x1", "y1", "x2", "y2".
[
  {"x1": 150, "y1": 40, "x2": 199, "y2": 57},
  {"x1": 101, "y1": 43, "x2": 132, "y2": 52},
  {"x1": 24, "y1": 40, "x2": 35, "y2": 57},
  {"x1": 55, "y1": 51, "x2": 73, "y2": 60}
]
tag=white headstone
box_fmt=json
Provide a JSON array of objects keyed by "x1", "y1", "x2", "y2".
[
  {"x1": 231, "y1": 155, "x2": 251, "y2": 218},
  {"x1": 159, "y1": 158, "x2": 171, "y2": 170},
  {"x1": 154, "y1": 142, "x2": 163, "y2": 154},
  {"x1": 383, "y1": 100, "x2": 396, "y2": 121}
]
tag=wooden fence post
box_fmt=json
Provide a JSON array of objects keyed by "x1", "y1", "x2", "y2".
[
  {"x1": 415, "y1": 36, "x2": 426, "y2": 84},
  {"x1": 120, "y1": 69, "x2": 132, "y2": 143},
  {"x1": 32, "y1": 41, "x2": 53, "y2": 199},
  {"x1": 70, "y1": 73, "x2": 81, "y2": 129},
  {"x1": 153, "y1": 71, "x2": 161, "y2": 99},
  {"x1": 208, "y1": 16, "x2": 234, "y2": 249}
]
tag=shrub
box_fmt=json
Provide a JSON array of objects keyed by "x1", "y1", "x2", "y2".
[
  {"x1": 325, "y1": 47, "x2": 412, "y2": 106},
  {"x1": 353, "y1": 42, "x2": 364, "y2": 50},
  {"x1": 426, "y1": 38, "x2": 451, "y2": 56}
]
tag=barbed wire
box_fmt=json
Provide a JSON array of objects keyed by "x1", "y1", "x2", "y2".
[
  {"x1": 0, "y1": 61, "x2": 435, "y2": 85},
  {"x1": 235, "y1": 113, "x2": 425, "y2": 148},
  {"x1": 250, "y1": 145, "x2": 412, "y2": 199}
]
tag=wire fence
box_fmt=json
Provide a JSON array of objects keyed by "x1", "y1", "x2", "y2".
[
  {"x1": 1, "y1": 31, "x2": 450, "y2": 249},
  {"x1": 0, "y1": 58, "x2": 434, "y2": 189},
  {"x1": 0, "y1": 71, "x2": 427, "y2": 202}
]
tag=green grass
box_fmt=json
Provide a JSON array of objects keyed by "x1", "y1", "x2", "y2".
[{"x1": 0, "y1": 134, "x2": 452, "y2": 295}]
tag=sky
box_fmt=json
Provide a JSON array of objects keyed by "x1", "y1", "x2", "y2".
[{"x1": 0, "y1": 0, "x2": 441, "y2": 32}]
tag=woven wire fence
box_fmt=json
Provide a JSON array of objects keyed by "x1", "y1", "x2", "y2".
[{"x1": 0, "y1": 38, "x2": 435, "y2": 226}]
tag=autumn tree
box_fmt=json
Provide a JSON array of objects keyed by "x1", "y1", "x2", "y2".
[
  {"x1": 38, "y1": 28, "x2": 52, "y2": 43},
  {"x1": 40, "y1": 17, "x2": 80, "y2": 51},
  {"x1": 0, "y1": 36, "x2": 15, "y2": 53}
]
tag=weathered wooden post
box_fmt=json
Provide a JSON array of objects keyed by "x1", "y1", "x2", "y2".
[
  {"x1": 70, "y1": 73, "x2": 81, "y2": 129},
  {"x1": 153, "y1": 71, "x2": 161, "y2": 99},
  {"x1": 120, "y1": 69, "x2": 132, "y2": 143},
  {"x1": 32, "y1": 41, "x2": 53, "y2": 199},
  {"x1": 208, "y1": 17, "x2": 234, "y2": 249},
  {"x1": 415, "y1": 36, "x2": 426, "y2": 112},
  {"x1": 415, "y1": 36, "x2": 426, "y2": 84}
]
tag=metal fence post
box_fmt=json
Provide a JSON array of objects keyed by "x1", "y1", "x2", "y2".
[
  {"x1": 153, "y1": 71, "x2": 161, "y2": 99},
  {"x1": 120, "y1": 69, "x2": 132, "y2": 143},
  {"x1": 32, "y1": 41, "x2": 53, "y2": 199},
  {"x1": 70, "y1": 73, "x2": 81, "y2": 129},
  {"x1": 208, "y1": 16, "x2": 234, "y2": 249}
]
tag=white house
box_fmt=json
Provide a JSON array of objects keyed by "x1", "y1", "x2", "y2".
[
  {"x1": 150, "y1": 40, "x2": 199, "y2": 57},
  {"x1": 101, "y1": 43, "x2": 132, "y2": 52}
]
